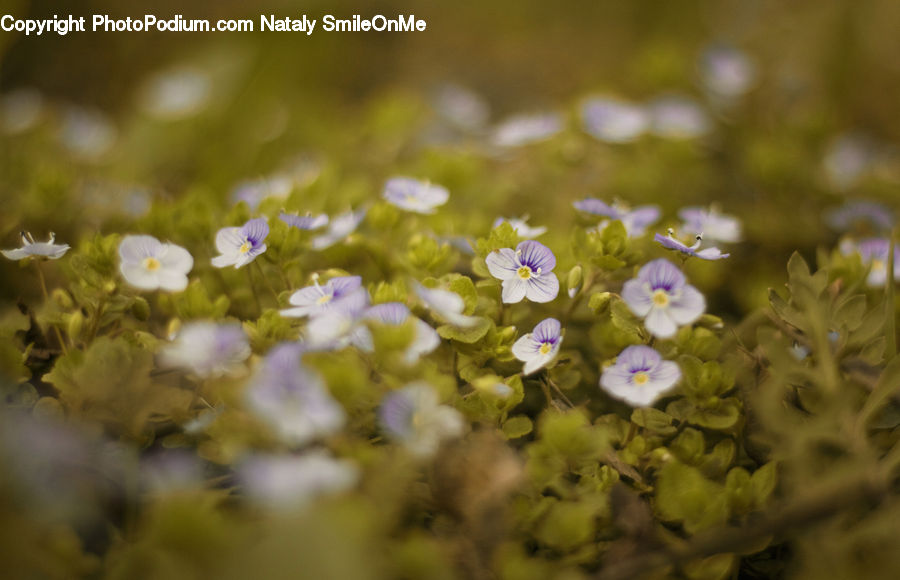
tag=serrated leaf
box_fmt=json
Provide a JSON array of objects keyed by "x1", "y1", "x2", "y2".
[{"x1": 833, "y1": 294, "x2": 867, "y2": 331}]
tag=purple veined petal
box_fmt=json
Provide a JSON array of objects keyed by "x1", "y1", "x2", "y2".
[
  {"x1": 241, "y1": 218, "x2": 270, "y2": 244},
  {"x1": 617, "y1": 345, "x2": 662, "y2": 372},
  {"x1": 404, "y1": 320, "x2": 440, "y2": 364},
  {"x1": 329, "y1": 287, "x2": 370, "y2": 318},
  {"x1": 622, "y1": 279, "x2": 654, "y2": 317},
  {"x1": 641, "y1": 259, "x2": 685, "y2": 292},
  {"x1": 627, "y1": 206, "x2": 661, "y2": 232},
  {"x1": 511, "y1": 334, "x2": 542, "y2": 360},
  {"x1": 119, "y1": 234, "x2": 163, "y2": 262},
  {"x1": 645, "y1": 308, "x2": 678, "y2": 339},
  {"x1": 501, "y1": 277, "x2": 528, "y2": 303},
  {"x1": 599, "y1": 364, "x2": 634, "y2": 392},
  {"x1": 525, "y1": 274, "x2": 560, "y2": 303},
  {"x1": 668, "y1": 285, "x2": 706, "y2": 325},
  {"x1": 654, "y1": 233, "x2": 690, "y2": 253},
  {"x1": 533, "y1": 318, "x2": 562, "y2": 343},
  {"x1": 517, "y1": 240, "x2": 556, "y2": 272},
  {"x1": 485, "y1": 248, "x2": 520, "y2": 280},
  {"x1": 648, "y1": 359, "x2": 681, "y2": 387},
  {"x1": 287, "y1": 285, "x2": 326, "y2": 308},
  {"x1": 279, "y1": 212, "x2": 329, "y2": 230},
  {"x1": 694, "y1": 247, "x2": 729, "y2": 260},
  {"x1": 329, "y1": 275, "x2": 363, "y2": 298},
  {"x1": 215, "y1": 227, "x2": 244, "y2": 254},
  {"x1": 573, "y1": 198, "x2": 621, "y2": 218},
  {"x1": 365, "y1": 302, "x2": 411, "y2": 325}
]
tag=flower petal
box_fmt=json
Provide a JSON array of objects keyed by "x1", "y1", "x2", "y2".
[
  {"x1": 525, "y1": 274, "x2": 559, "y2": 303},
  {"x1": 533, "y1": 318, "x2": 562, "y2": 344},
  {"x1": 517, "y1": 240, "x2": 556, "y2": 272},
  {"x1": 158, "y1": 243, "x2": 193, "y2": 274},
  {"x1": 215, "y1": 227, "x2": 243, "y2": 253},
  {"x1": 485, "y1": 248, "x2": 519, "y2": 280},
  {"x1": 622, "y1": 279, "x2": 653, "y2": 317},
  {"x1": 511, "y1": 334, "x2": 540, "y2": 361},
  {"x1": 242, "y1": 218, "x2": 270, "y2": 244},
  {"x1": 645, "y1": 307, "x2": 678, "y2": 339},
  {"x1": 119, "y1": 235, "x2": 162, "y2": 263},
  {"x1": 157, "y1": 270, "x2": 190, "y2": 292},
  {"x1": 120, "y1": 264, "x2": 160, "y2": 290},
  {"x1": 641, "y1": 258, "x2": 685, "y2": 292},
  {"x1": 501, "y1": 277, "x2": 528, "y2": 303},
  {"x1": 668, "y1": 285, "x2": 706, "y2": 325}
]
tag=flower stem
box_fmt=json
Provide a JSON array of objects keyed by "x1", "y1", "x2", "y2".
[
  {"x1": 254, "y1": 260, "x2": 280, "y2": 305},
  {"x1": 245, "y1": 267, "x2": 262, "y2": 316},
  {"x1": 34, "y1": 260, "x2": 68, "y2": 355},
  {"x1": 886, "y1": 227, "x2": 897, "y2": 359}
]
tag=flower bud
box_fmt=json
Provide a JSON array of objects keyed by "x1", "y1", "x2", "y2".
[
  {"x1": 51, "y1": 288, "x2": 74, "y2": 310},
  {"x1": 67, "y1": 310, "x2": 84, "y2": 344},
  {"x1": 131, "y1": 296, "x2": 151, "y2": 321},
  {"x1": 566, "y1": 265, "x2": 583, "y2": 298}
]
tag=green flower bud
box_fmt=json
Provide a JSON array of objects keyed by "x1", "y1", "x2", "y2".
[
  {"x1": 131, "y1": 296, "x2": 151, "y2": 321},
  {"x1": 51, "y1": 288, "x2": 74, "y2": 310},
  {"x1": 566, "y1": 265, "x2": 583, "y2": 298}
]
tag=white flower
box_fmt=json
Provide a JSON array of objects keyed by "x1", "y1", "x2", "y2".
[
  {"x1": 648, "y1": 96, "x2": 711, "y2": 140},
  {"x1": 312, "y1": 208, "x2": 367, "y2": 250},
  {"x1": 678, "y1": 206, "x2": 742, "y2": 244},
  {"x1": 491, "y1": 112, "x2": 563, "y2": 147},
  {"x1": 414, "y1": 282, "x2": 480, "y2": 327},
  {"x1": 158, "y1": 321, "x2": 250, "y2": 378},
  {"x1": 581, "y1": 97, "x2": 649, "y2": 143},
  {"x1": 492, "y1": 216, "x2": 547, "y2": 239},
  {"x1": 512, "y1": 318, "x2": 563, "y2": 375},
  {"x1": 382, "y1": 177, "x2": 449, "y2": 214},
  {"x1": 354, "y1": 302, "x2": 441, "y2": 364},
  {"x1": 304, "y1": 287, "x2": 371, "y2": 350},
  {"x1": 238, "y1": 451, "x2": 359, "y2": 511},
  {"x1": 485, "y1": 240, "x2": 560, "y2": 304},
  {"x1": 280, "y1": 275, "x2": 363, "y2": 319},
  {"x1": 118, "y1": 234, "x2": 193, "y2": 292},
  {"x1": 211, "y1": 218, "x2": 269, "y2": 269},
  {"x1": 2, "y1": 231, "x2": 69, "y2": 260},
  {"x1": 378, "y1": 383, "x2": 465, "y2": 458},
  {"x1": 600, "y1": 345, "x2": 681, "y2": 406},
  {"x1": 622, "y1": 258, "x2": 706, "y2": 339}
]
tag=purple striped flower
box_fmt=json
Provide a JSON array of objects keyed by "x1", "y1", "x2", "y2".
[
  {"x1": 600, "y1": 345, "x2": 681, "y2": 406},
  {"x1": 485, "y1": 240, "x2": 560, "y2": 304},
  {"x1": 245, "y1": 343, "x2": 345, "y2": 446},
  {"x1": 379, "y1": 383, "x2": 464, "y2": 457},
  {"x1": 573, "y1": 198, "x2": 660, "y2": 238},
  {"x1": 278, "y1": 211, "x2": 329, "y2": 231},
  {"x1": 678, "y1": 206, "x2": 742, "y2": 244},
  {"x1": 211, "y1": 217, "x2": 269, "y2": 269},
  {"x1": 383, "y1": 177, "x2": 449, "y2": 214},
  {"x1": 622, "y1": 258, "x2": 706, "y2": 339},
  {"x1": 512, "y1": 318, "x2": 563, "y2": 375},
  {"x1": 281, "y1": 275, "x2": 363, "y2": 319},
  {"x1": 655, "y1": 229, "x2": 729, "y2": 261}
]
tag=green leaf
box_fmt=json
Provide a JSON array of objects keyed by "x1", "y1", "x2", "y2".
[
  {"x1": 683, "y1": 554, "x2": 736, "y2": 580},
  {"x1": 833, "y1": 294, "x2": 867, "y2": 331},
  {"x1": 749, "y1": 462, "x2": 777, "y2": 509},
  {"x1": 655, "y1": 460, "x2": 728, "y2": 533},
  {"x1": 502, "y1": 416, "x2": 534, "y2": 439},
  {"x1": 436, "y1": 317, "x2": 491, "y2": 343},
  {"x1": 630, "y1": 407, "x2": 678, "y2": 436},
  {"x1": 447, "y1": 275, "x2": 478, "y2": 314},
  {"x1": 534, "y1": 501, "x2": 596, "y2": 551}
]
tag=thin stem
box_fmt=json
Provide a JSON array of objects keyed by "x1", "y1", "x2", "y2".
[
  {"x1": 254, "y1": 260, "x2": 280, "y2": 304},
  {"x1": 245, "y1": 266, "x2": 262, "y2": 316},
  {"x1": 34, "y1": 260, "x2": 68, "y2": 355},
  {"x1": 886, "y1": 227, "x2": 897, "y2": 359}
]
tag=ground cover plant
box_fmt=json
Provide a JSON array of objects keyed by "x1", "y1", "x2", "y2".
[{"x1": 2, "y1": 2, "x2": 900, "y2": 578}]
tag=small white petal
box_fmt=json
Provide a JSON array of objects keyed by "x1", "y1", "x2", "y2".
[
  {"x1": 668, "y1": 285, "x2": 706, "y2": 325},
  {"x1": 622, "y1": 280, "x2": 653, "y2": 317},
  {"x1": 645, "y1": 308, "x2": 678, "y2": 339},
  {"x1": 501, "y1": 277, "x2": 528, "y2": 304},
  {"x1": 525, "y1": 274, "x2": 559, "y2": 303},
  {"x1": 485, "y1": 248, "x2": 520, "y2": 281}
]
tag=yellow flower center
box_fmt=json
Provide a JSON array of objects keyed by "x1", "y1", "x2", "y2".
[
  {"x1": 517, "y1": 266, "x2": 532, "y2": 280},
  {"x1": 633, "y1": 372, "x2": 649, "y2": 385},
  {"x1": 142, "y1": 257, "x2": 161, "y2": 271},
  {"x1": 239, "y1": 241, "x2": 252, "y2": 254},
  {"x1": 873, "y1": 259, "x2": 885, "y2": 271},
  {"x1": 411, "y1": 412, "x2": 424, "y2": 429},
  {"x1": 317, "y1": 294, "x2": 332, "y2": 305},
  {"x1": 652, "y1": 289, "x2": 670, "y2": 307},
  {"x1": 539, "y1": 342, "x2": 552, "y2": 355}
]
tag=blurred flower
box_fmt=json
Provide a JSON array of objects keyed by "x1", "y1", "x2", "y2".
[
  {"x1": 699, "y1": 45, "x2": 757, "y2": 99},
  {"x1": 1, "y1": 88, "x2": 44, "y2": 134},
  {"x1": 823, "y1": 134, "x2": 875, "y2": 191},
  {"x1": 382, "y1": 177, "x2": 449, "y2": 214},
  {"x1": 211, "y1": 218, "x2": 269, "y2": 269},
  {"x1": 655, "y1": 230, "x2": 730, "y2": 260},
  {"x1": 512, "y1": 317, "x2": 563, "y2": 375},
  {"x1": 414, "y1": 282, "x2": 480, "y2": 327},
  {"x1": 492, "y1": 216, "x2": 547, "y2": 239},
  {"x1": 825, "y1": 200, "x2": 894, "y2": 233},
  {"x1": 379, "y1": 382, "x2": 465, "y2": 457},
  {"x1": 238, "y1": 451, "x2": 359, "y2": 510},
  {"x1": 279, "y1": 211, "x2": 329, "y2": 231},
  {"x1": 304, "y1": 287, "x2": 371, "y2": 349},
  {"x1": 59, "y1": 106, "x2": 117, "y2": 160},
  {"x1": 231, "y1": 175, "x2": 295, "y2": 210},
  {"x1": 245, "y1": 343, "x2": 346, "y2": 445},
  {"x1": 581, "y1": 97, "x2": 649, "y2": 143},
  {"x1": 433, "y1": 84, "x2": 489, "y2": 131},
  {"x1": 354, "y1": 302, "x2": 441, "y2": 364},
  {"x1": 600, "y1": 345, "x2": 681, "y2": 406},
  {"x1": 486, "y1": 240, "x2": 560, "y2": 304},
  {"x1": 158, "y1": 321, "x2": 250, "y2": 378},
  {"x1": 118, "y1": 234, "x2": 193, "y2": 292},
  {"x1": 138, "y1": 67, "x2": 211, "y2": 120},
  {"x1": 573, "y1": 198, "x2": 660, "y2": 237},
  {"x1": 491, "y1": 112, "x2": 563, "y2": 147},
  {"x1": 281, "y1": 275, "x2": 363, "y2": 319},
  {"x1": 2, "y1": 231, "x2": 70, "y2": 260},
  {"x1": 648, "y1": 96, "x2": 711, "y2": 139},
  {"x1": 437, "y1": 235, "x2": 475, "y2": 256},
  {"x1": 312, "y1": 207, "x2": 367, "y2": 250},
  {"x1": 622, "y1": 258, "x2": 706, "y2": 338},
  {"x1": 141, "y1": 450, "x2": 204, "y2": 493},
  {"x1": 840, "y1": 238, "x2": 900, "y2": 287},
  {"x1": 678, "y1": 206, "x2": 742, "y2": 244}
]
